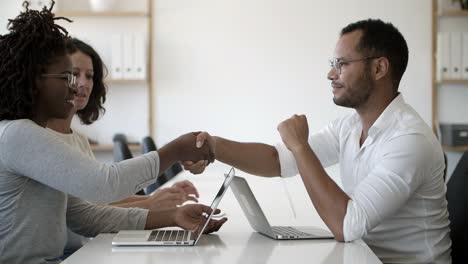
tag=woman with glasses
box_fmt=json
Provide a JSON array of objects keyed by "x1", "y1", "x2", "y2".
[
  {"x1": 45, "y1": 38, "x2": 203, "y2": 255},
  {"x1": 0, "y1": 3, "x2": 224, "y2": 263}
]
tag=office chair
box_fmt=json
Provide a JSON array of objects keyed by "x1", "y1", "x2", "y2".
[
  {"x1": 112, "y1": 133, "x2": 132, "y2": 162},
  {"x1": 446, "y1": 151, "x2": 468, "y2": 263},
  {"x1": 140, "y1": 136, "x2": 184, "y2": 194},
  {"x1": 113, "y1": 133, "x2": 145, "y2": 195}
]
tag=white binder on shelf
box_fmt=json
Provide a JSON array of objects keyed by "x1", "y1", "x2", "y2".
[
  {"x1": 450, "y1": 32, "x2": 462, "y2": 80},
  {"x1": 438, "y1": 0, "x2": 462, "y2": 13},
  {"x1": 133, "y1": 34, "x2": 147, "y2": 80},
  {"x1": 462, "y1": 32, "x2": 468, "y2": 80},
  {"x1": 110, "y1": 34, "x2": 123, "y2": 80},
  {"x1": 122, "y1": 35, "x2": 135, "y2": 80},
  {"x1": 437, "y1": 32, "x2": 451, "y2": 81}
]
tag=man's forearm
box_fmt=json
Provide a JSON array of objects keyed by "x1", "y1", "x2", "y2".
[
  {"x1": 292, "y1": 145, "x2": 349, "y2": 241},
  {"x1": 213, "y1": 136, "x2": 281, "y2": 177}
]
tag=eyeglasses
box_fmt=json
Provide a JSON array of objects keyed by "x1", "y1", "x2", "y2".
[
  {"x1": 41, "y1": 73, "x2": 76, "y2": 89},
  {"x1": 329, "y1": 57, "x2": 378, "y2": 75}
]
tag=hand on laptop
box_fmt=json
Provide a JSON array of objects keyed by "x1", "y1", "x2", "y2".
[
  {"x1": 175, "y1": 204, "x2": 227, "y2": 234},
  {"x1": 182, "y1": 132, "x2": 216, "y2": 174}
]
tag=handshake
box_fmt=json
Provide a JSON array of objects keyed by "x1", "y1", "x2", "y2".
[{"x1": 159, "y1": 132, "x2": 215, "y2": 175}]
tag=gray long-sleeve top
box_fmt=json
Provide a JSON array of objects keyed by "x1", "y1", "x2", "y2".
[{"x1": 0, "y1": 119, "x2": 161, "y2": 264}]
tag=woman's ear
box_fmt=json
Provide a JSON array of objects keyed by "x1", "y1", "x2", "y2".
[{"x1": 374, "y1": 57, "x2": 389, "y2": 81}]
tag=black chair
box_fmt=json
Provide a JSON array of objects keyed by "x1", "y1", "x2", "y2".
[
  {"x1": 113, "y1": 133, "x2": 145, "y2": 195},
  {"x1": 140, "y1": 136, "x2": 184, "y2": 194},
  {"x1": 112, "y1": 133, "x2": 132, "y2": 162},
  {"x1": 446, "y1": 151, "x2": 468, "y2": 263}
]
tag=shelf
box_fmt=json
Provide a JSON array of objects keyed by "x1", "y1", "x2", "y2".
[
  {"x1": 437, "y1": 79, "x2": 468, "y2": 85},
  {"x1": 438, "y1": 10, "x2": 468, "y2": 17},
  {"x1": 90, "y1": 143, "x2": 141, "y2": 152},
  {"x1": 105, "y1": 79, "x2": 148, "y2": 85},
  {"x1": 443, "y1": 145, "x2": 468, "y2": 152},
  {"x1": 55, "y1": 11, "x2": 149, "y2": 17}
]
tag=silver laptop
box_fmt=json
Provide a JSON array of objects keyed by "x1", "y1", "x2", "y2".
[
  {"x1": 231, "y1": 176, "x2": 334, "y2": 240},
  {"x1": 112, "y1": 167, "x2": 236, "y2": 246}
]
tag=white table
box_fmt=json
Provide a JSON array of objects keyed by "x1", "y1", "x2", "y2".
[
  {"x1": 63, "y1": 166, "x2": 382, "y2": 264},
  {"x1": 62, "y1": 231, "x2": 381, "y2": 264}
]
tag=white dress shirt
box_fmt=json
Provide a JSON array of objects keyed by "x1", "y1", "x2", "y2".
[{"x1": 276, "y1": 94, "x2": 451, "y2": 264}]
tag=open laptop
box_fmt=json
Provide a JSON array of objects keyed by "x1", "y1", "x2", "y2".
[
  {"x1": 112, "y1": 167, "x2": 235, "y2": 246},
  {"x1": 231, "y1": 176, "x2": 334, "y2": 240}
]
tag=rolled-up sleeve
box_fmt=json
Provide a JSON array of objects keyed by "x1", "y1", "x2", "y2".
[
  {"x1": 342, "y1": 134, "x2": 430, "y2": 242},
  {"x1": 275, "y1": 118, "x2": 341, "y2": 178}
]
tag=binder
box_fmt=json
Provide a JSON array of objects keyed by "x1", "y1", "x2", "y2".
[
  {"x1": 133, "y1": 33, "x2": 147, "y2": 80},
  {"x1": 110, "y1": 34, "x2": 123, "y2": 80},
  {"x1": 122, "y1": 35, "x2": 135, "y2": 79},
  {"x1": 437, "y1": 32, "x2": 450, "y2": 81},
  {"x1": 463, "y1": 32, "x2": 468, "y2": 80},
  {"x1": 450, "y1": 32, "x2": 462, "y2": 79}
]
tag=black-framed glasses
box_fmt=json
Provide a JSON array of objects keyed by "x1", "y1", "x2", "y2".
[
  {"x1": 329, "y1": 57, "x2": 378, "y2": 75},
  {"x1": 41, "y1": 73, "x2": 76, "y2": 89}
]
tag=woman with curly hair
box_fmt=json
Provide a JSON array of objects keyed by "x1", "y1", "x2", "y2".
[
  {"x1": 0, "y1": 2, "x2": 224, "y2": 263},
  {"x1": 47, "y1": 38, "x2": 200, "y2": 209},
  {"x1": 46, "y1": 38, "x2": 203, "y2": 254}
]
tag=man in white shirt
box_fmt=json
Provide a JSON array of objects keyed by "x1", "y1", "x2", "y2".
[{"x1": 185, "y1": 19, "x2": 451, "y2": 263}]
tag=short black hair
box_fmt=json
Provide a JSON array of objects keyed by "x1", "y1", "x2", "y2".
[
  {"x1": 341, "y1": 19, "x2": 408, "y2": 91},
  {"x1": 0, "y1": 1, "x2": 71, "y2": 121},
  {"x1": 66, "y1": 38, "x2": 107, "y2": 125}
]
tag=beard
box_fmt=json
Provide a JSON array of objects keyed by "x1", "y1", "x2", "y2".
[{"x1": 333, "y1": 65, "x2": 375, "y2": 108}]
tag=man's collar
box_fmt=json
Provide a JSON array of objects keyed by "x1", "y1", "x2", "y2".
[{"x1": 367, "y1": 93, "x2": 405, "y2": 138}]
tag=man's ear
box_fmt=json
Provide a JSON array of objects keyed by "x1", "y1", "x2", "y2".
[{"x1": 373, "y1": 57, "x2": 389, "y2": 81}]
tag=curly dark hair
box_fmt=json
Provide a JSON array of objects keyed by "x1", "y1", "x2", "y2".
[
  {"x1": 66, "y1": 38, "x2": 107, "y2": 125},
  {"x1": 0, "y1": 1, "x2": 71, "y2": 121},
  {"x1": 341, "y1": 19, "x2": 409, "y2": 92}
]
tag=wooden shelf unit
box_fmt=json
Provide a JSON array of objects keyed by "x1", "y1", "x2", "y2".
[
  {"x1": 442, "y1": 145, "x2": 468, "y2": 152},
  {"x1": 105, "y1": 79, "x2": 148, "y2": 85},
  {"x1": 58, "y1": 0, "x2": 154, "y2": 148},
  {"x1": 431, "y1": 1, "x2": 468, "y2": 153},
  {"x1": 90, "y1": 144, "x2": 141, "y2": 152},
  {"x1": 56, "y1": 11, "x2": 149, "y2": 17},
  {"x1": 438, "y1": 10, "x2": 468, "y2": 17}
]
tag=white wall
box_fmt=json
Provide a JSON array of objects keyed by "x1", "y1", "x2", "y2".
[
  {"x1": 0, "y1": 0, "x2": 434, "y2": 147},
  {"x1": 0, "y1": 1, "x2": 21, "y2": 34},
  {"x1": 153, "y1": 0, "x2": 432, "y2": 148},
  {"x1": 1, "y1": 1, "x2": 450, "y2": 168}
]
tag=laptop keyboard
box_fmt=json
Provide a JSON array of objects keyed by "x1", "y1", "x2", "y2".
[
  {"x1": 272, "y1": 226, "x2": 311, "y2": 237},
  {"x1": 147, "y1": 230, "x2": 190, "y2": 242}
]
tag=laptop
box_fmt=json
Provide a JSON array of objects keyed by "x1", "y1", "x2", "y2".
[
  {"x1": 112, "y1": 167, "x2": 236, "y2": 246},
  {"x1": 231, "y1": 176, "x2": 334, "y2": 240}
]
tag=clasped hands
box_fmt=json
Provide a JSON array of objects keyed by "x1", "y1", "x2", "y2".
[
  {"x1": 182, "y1": 114, "x2": 310, "y2": 174},
  {"x1": 167, "y1": 115, "x2": 309, "y2": 234}
]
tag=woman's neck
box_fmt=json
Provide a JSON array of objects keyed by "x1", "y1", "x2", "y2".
[{"x1": 47, "y1": 115, "x2": 74, "y2": 134}]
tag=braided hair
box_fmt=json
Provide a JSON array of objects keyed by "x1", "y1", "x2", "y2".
[{"x1": 0, "y1": 1, "x2": 72, "y2": 121}]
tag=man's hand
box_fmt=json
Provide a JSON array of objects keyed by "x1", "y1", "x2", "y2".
[
  {"x1": 182, "y1": 132, "x2": 216, "y2": 174},
  {"x1": 277, "y1": 114, "x2": 310, "y2": 153},
  {"x1": 174, "y1": 204, "x2": 227, "y2": 234},
  {"x1": 182, "y1": 160, "x2": 209, "y2": 174},
  {"x1": 169, "y1": 132, "x2": 215, "y2": 163}
]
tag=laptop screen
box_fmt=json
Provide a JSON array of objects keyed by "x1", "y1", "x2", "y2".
[{"x1": 192, "y1": 167, "x2": 235, "y2": 242}]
